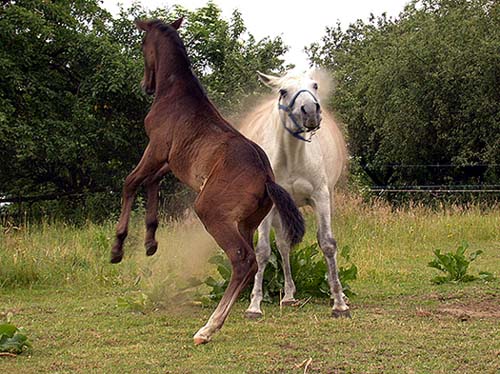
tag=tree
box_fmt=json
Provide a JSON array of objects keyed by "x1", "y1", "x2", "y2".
[
  {"x1": 174, "y1": 2, "x2": 289, "y2": 111},
  {"x1": 308, "y1": 0, "x2": 500, "y2": 189},
  {"x1": 0, "y1": 0, "x2": 148, "y2": 202},
  {"x1": 0, "y1": 0, "x2": 288, "y2": 220}
]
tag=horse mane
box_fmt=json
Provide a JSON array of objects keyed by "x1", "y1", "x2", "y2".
[
  {"x1": 146, "y1": 19, "x2": 216, "y2": 111},
  {"x1": 148, "y1": 19, "x2": 191, "y2": 69}
]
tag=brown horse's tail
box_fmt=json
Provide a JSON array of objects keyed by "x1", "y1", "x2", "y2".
[{"x1": 265, "y1": 181, "x2": 305, "y2": 246}]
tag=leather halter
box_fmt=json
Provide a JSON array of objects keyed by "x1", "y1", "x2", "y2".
[{"x1": 278, "y1": 89, "x2": 321, "y2": 142}]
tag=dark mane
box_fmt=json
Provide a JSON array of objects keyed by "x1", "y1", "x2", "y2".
[
  {"x1": 146, "y1": 19, "x2": 209, "y2": 99},
  {"x1": 148, "y1": 19, "x2": 191, "y2": 69}
]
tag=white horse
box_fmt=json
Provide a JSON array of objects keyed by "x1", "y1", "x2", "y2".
[{"x1": 237, "y1": 70, "x2": 350, "y2": 318}]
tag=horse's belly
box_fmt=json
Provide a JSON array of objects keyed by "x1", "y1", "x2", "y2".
[{"x1": 280, "y1": 179, "x2": 314, "y2": 207}]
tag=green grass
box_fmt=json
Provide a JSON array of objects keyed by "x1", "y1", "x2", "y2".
[{"x1": 1, "y1": 195, "x2": 499, "y2": 373}]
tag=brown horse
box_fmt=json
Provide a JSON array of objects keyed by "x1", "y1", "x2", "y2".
[{"x1": 110, "y1": 17, "x2": 305, "y2": 345}]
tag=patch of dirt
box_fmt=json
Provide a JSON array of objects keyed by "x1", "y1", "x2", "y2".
[{"x1": 436, "y1": 295, "x2": 500, "y2": 319}]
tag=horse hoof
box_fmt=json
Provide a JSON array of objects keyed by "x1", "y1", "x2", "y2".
[
  {"x1": 332, "y1": 309, "x2": 351, "y2": 319},
  {"x1": 193, "y1": 335, "x2": 210, "y2": 345},
  {"x1": 244, "y1": 310, "x2": 263, "y2": 319},
  {"x1": 331, "y1": 296, "x2": 349, "y2": 306},
  {"x1": 281, "y1": 299, "x2": 300, "y2": 307},
  {"x1": 110, "y1": 251, "x2": 123, "y2": 264},
  {"x1": 145, "y1": 241, "x2": 158, "y2": 256}
]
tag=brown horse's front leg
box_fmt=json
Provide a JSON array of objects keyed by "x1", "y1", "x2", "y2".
[
  {"x1": 144, "y1": 163, "x2": 170, "y2": 257},
  {"x1": 111, "y1": 145, "x2": 158, "y2": 263}
]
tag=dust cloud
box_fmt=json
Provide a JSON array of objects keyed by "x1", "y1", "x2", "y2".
[{"x1": 131, "y1": 213, "x2": 220, "y2": 309}]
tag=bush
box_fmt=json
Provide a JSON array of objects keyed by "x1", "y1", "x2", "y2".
[
  {"x1": 201, "y1": 235, "x2": 358, "y2": 304},
  {"x1": 0, "y1": 322, "x2": 31, "y2": 355},
  {"x1": 308, "y1": 0, "x2": 500, "y2": 193},
  {"x1": 428, "y1": 241, "x2": 495, "y2": 284}
]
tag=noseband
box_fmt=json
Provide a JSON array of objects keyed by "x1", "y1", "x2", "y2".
[{"x1": 278, "y1": 89, "x2": 321, "y2": 142}]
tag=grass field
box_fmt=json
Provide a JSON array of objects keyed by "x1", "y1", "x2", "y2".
[{"x1": 1, "y1": 195, "x2": 499, "y2": 373}]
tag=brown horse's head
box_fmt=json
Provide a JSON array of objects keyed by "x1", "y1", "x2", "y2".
[{"x1": 134, "y1": 17, "x2": 184, "y2": 95}]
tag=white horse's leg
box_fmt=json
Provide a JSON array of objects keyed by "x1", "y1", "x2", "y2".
[
  {"x1": 274, "y1": 215, "x2": 297, "y2": 305},
  {"x1": 312, "y1": 189, "x2": 350, "y2": 317},
  {"x1": 245, "y1": 211, "x2": 274, "y2": 318}
]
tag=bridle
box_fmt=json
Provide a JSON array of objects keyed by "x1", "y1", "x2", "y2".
[{"x1": 278, "y1": 89, "x2": 321, "y2": 142}]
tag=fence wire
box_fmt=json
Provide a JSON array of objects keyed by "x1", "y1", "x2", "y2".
[{"x1": 1, "y1": 164, "x2": 500, "y2": 203}]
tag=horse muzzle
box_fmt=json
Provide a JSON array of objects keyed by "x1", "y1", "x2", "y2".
[
  {"x1": 302, "y1": 112, "x2": 322, "y2": 131},
  {"x1": 300, "y1": 103, "x2": 322, "y2": 131},
  {"x1": 141, "y1": 80, "x2": 155, "y2": 95}
]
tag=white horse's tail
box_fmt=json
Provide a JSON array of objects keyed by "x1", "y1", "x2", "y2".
[{"x1": 265, "y1": 181, "x2": 305, "y2": 246}]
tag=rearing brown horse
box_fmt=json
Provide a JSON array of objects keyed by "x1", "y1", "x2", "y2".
[{"x1": 111, "y1": 17, "x2": 305, "y2": 345}]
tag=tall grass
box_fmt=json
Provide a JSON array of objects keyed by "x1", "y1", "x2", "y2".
[
  {"x1": 1, "y1": 194, "x2": 498, "y2": 299},
  {"x1": 332, "y1": 194, "x2": 499, "y2": 295},
  {"x1": 0, "y1": 219, "x2": 129, "y2": 288}
]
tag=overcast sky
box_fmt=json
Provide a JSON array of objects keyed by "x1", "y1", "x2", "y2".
[{"x1": 102, "y1": 0, "x2": 411, "y2": 70}]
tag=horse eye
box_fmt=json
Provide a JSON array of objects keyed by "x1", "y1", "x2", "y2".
[
  {"x1": 279, "y1": 89, "x2": 287, "y2": 97},
  {"x1": 313, "y1": 83, "x2": 318, "y2": 90}
]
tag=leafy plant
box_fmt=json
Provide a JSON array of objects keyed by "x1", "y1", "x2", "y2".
[
  {"x1": 337, "y1": 245, "x2": 358, "y2": 298},
  {"x1": 0, "y1": 0, "x2": 288, "y2": 223},
  {"x1": 116, "y1": 292, "x2": 150, "y2": 313},
  {"x1": 201, "y1": 235, "x2": 358, "y2": 304},
  {"x1": 0, "y1": 323, "x2": 32, "y2": 355},
  {"x1": 199, "y1": 254, "x2": 233, "y2": 306},
  {"x1": 428, "y1": 241, "x2": 494, "y2": 284},
  {"x1": 145, "y1": 275, "x2": 203, "y2": 308}
]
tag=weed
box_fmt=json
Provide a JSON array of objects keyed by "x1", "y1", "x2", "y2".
[
  {"x1": 428, "y1": 241, "x2": 495, "y2": 284},
  {"x1": 338, "y1": 245, "x2": 358, "y2": 298},
  {"x1": 201, "y1": 237, "x2": 358, "y2": 303},
  {"x1": 116, "y1": 292, "x2": 150, "y2": 313},
  {"x1": 0, "y1": 322, "x2": 31, "y2": 355}
]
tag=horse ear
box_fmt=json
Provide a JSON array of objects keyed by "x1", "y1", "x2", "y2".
[
  {"x1": 171, "y1": 17, "x2": 184, "y2": 30},
  {"x1": 135, "y1": 19, "x2": 149, "y2": 32},
  {"x1": 257, "y1": 71, "x2": 279, "y2": 88}
]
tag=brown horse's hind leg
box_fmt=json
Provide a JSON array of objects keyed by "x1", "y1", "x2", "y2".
[
  {"x1": 192, "y1": 201, "x2": 258, "y2": 344},
  {"x1": 144, "y1": 163, "x2": 170, "y2": 257}
]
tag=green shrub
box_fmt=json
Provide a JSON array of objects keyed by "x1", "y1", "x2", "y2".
[
  {"x1": 428, "y1": 241, "x2": 495, "y2": 284},
  {"x1": 201, "y1": 236, "x2": 358, "y2": 304},
  {"x1": 0, "y1": 323, "x2": 31, "y2": 355}
]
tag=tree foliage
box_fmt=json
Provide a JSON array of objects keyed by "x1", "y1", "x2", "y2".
[
  {"x1": 308, "y1": 0, "x2": 500, "y2": 188},
  {"x1": 0, "y1": 0, "x2": 287, "y2": 219}
]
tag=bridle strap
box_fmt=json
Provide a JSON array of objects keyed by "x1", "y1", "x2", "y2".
[{"x1": 278, "y1": 89, "x2": 320, "y2": 142}]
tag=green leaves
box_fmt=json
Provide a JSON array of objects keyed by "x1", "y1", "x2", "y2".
[
  {"x1": 309, "y1": 0, "x2": 500, "y2": 190},
  {"x1": 0, "y1": 323, "x2": 32, "y2": 355},
  {"x1": 177, "y1": 2, "x2": 288, "y2": 112},
  {"x1": 201, "y1": 236, "x2": 358, "y2": 303},
  {"x1": 116, "y1": 292, "x2": 149, "y2": 313},
  {"x1": 0, "y1": 1, "x2": 288, "y2": 221},
  {"x1": 428, "y1": 241, "x2": 495, "y2": 284}
]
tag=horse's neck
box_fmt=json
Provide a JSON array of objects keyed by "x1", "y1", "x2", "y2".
[
  {"x1": 269, "y1": 108, "x2": 311, "y2": 167},
  {"x1": 149, "y1": 53, "x2": 234, "y2": 139},
  {"x1": 154, "y1": 57, "x2": 200, "y2": 99}
]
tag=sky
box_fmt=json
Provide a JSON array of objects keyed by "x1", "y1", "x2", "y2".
[{"x1": 101, "y1": 0, "x2": 411, "y2": 70}]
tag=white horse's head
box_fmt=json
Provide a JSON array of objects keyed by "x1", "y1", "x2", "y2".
[{"x1": 258, "y1": 70, "x2": 322, "y2": 135}]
